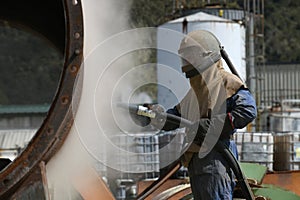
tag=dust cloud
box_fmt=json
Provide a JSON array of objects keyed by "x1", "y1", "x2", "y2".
[{"x1": 45, "y1": 0, "x2": 158, "y2": 199}]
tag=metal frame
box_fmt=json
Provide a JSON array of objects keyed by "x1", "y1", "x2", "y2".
[{"x1": 0, "y1": 0, "x2": 84, "y2": 198}]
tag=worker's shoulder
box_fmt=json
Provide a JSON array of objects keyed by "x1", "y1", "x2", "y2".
[{"x1": 221, "y1": 70, "x2": 243, "y2": 86}]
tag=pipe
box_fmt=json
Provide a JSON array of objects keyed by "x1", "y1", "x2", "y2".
[{"x1": 220, "y1": 47, "x2": 243, "y2": 81}]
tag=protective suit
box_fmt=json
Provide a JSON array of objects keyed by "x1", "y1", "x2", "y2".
[{"x1": 166, "y1": 30, "x2": 257, "y2": 200}]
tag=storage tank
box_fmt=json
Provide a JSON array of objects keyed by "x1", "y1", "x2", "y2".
[{"x1": 157, "y1": 11, "x2": 246, "y2": 108}]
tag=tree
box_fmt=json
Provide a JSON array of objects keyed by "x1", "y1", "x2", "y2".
[
  {"x1": 0, "y1": 23, "x2": 62, "y2": 105},
  {"x1": 264, "y1": 0, "x2": 300, "y2": 63}
]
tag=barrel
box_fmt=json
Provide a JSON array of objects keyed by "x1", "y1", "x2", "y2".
[{"x1": 273, "y1": 132, "x2": 300, "y2": 171}]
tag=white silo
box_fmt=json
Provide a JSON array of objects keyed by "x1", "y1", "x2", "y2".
[{"x1": 157, "y1": 11, "x2": 246, "y2": 109}]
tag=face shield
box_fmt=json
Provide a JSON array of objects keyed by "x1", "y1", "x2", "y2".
[
  {"x1": 178, "y1": 30, "x2": 222, "y2": 79},
  {"x1": 179, "y1": 46, "x2": 221, "y2": 78}
]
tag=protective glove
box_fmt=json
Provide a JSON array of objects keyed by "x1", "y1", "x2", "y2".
[
  {"x1": 219, "y1": 113, "x2": 235, "y2": 139},
  {"x1": 198, "y1": 114, "x2": 234, "y2": 141},
  {"x1": 146, "y1": 104, "x2": 167, "y2": 130},
  {"x1": 188, "y1": 118, "x2": 211, "y2": 146},
  {"x1": 144, "y1": 104, "x2": 181, "y2": 131}
]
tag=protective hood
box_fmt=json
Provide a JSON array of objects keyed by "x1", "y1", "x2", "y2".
[
  {"x1": 176, "y1": 60, "x2": 244, "y2": 159},
  {"x1": 177, "y1": 60, "x2": 244, "y2": 120},
  {"x1": 179, "y1": 30, "x2": 222, "y2": 78}
]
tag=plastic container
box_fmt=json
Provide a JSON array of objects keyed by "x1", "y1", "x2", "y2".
[
  {"x1": 109, "y1": 133, "x2": 160, "y2": 180},
  {"x1": 234, "y1": 132, "x2": 274, "y2": 171},
  {"x1": 157, "y1": 128, "x2": 186, "y2": 169}
]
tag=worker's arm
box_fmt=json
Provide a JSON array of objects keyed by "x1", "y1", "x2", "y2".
[
  {"x1": 150, "y1": 105, "x2": 209, "y2": 146},
  {"x1": 226, "y1": 87, "x2": 257, "y2": 130}
]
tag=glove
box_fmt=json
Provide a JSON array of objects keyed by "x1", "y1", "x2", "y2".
[
  {"x1": 219, "y1": 113, "x2": 235, "y2": 139},
  {"x1": 188, "y1": 119, "x2": 211, "y2": 146},
  {"x1": 145, "y1": 104, "x2": 181, "y2": 131},
  {"x1": 147, "y1": 104, "x2": 167, "y2": 130}
]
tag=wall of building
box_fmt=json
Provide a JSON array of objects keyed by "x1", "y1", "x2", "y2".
[{"x1": 0, "y1": 114, "x2": 45, "y2": 130}]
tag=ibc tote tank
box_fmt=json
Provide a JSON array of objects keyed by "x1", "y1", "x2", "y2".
[{"x1": 157, "y1": 11, "x2": 246, "y2": 109}]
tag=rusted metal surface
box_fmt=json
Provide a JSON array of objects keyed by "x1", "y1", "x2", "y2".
[
  {"x1": 152, "y1": 184, "x2": 191, "y2": 200},
  {"x1": 138, "y1": 178, "x2": 190, "y2": 200},
  {"x1": 167, "y1": 188, "x2": 192, "y2": 200},
  {"x1": 9, "y1": 162, "x2": 49, "y2": 200},
  {"x1": 137, "y1": 162, "x2": 181, "y2": 200},
  {"x1": 262, "y1": 170, "x2": 300, "y2": 196},
  {"x1": 0, "y1": 0, "x2": 84, "y2": 198}
]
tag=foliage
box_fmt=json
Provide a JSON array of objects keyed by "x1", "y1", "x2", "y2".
[
  {"x1": 129, "y1": 0, "x2": 170, "y2": 27},
  {"x1": 264, "y1": 0, "x2": 300, "y2": 63},
  {"x1": 0, "y1": 23, "x2": 63, "y2": 105}
]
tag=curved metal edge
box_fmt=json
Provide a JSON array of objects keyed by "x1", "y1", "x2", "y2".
[
  {"x1": 137, "y1": 162, "x2": 181, "y2": 200},
  {"x1": 0, "y1": 0, "x2": 84, "y2": 198}
]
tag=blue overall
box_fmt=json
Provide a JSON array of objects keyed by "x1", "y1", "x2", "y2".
[{"x1": 167, "y1": 88, "x2": 257, "y2": 200}]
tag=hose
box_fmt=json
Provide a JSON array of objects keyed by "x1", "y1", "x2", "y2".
[{"x1": 117, "y1": 104, "x2": 255, "y2": 200}]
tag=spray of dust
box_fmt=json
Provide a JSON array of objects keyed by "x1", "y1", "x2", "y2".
[{"x1": 45, "y1": 0, "x2": 157, "y2": 199}]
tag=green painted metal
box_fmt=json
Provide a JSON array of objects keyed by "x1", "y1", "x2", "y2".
[
  {"x1": 179, "y1": 193, "x2": 193, "y2": 200},
  {"x1": 240, "y1": 162, "x2": 268, "y2": 184},
  {"x1": 0, "y1": 104, "x2": 50, "y2": 114},
  {"x1": 252, "y1": 184, "x2": 300, "y2": 200}
]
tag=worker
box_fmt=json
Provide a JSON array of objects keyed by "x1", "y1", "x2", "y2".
[{"x1": 150, "y1": 30, "x2": 257, "y2": 200}]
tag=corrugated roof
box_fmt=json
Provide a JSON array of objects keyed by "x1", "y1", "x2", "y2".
[
  {"x1": 0, "y1": 104, "x2": 50, "y2": 114},
  {"x1": 198, "y1": 8, "x2": 245, "y2": 21},
  {"x1": 0, "y1": 129, "x2": 36, "y2": 149},
  {"x1": 168, "y1": 11, "x2": 230, "y2": 23}
]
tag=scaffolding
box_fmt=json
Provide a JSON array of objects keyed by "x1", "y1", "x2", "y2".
[{"x1": 244, "y1": 0, "x2": 265, "y2": 131}]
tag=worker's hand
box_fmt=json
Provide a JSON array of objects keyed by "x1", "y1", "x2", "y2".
[
  {"x1": 145, "y1": 104, "x2": 166, "y2": 130},
  {"x1": 189, "y1": 119, "x2": 211, "y2": 146},
  {"x1": 218, "y1": 113, "x2": 235, "y2": 139}
]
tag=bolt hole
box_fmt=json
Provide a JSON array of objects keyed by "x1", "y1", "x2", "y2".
[
  {"x1": 75, "y1": 49, "x2": 80, "y2": 55},
  {"x1": 61, "y1": 96, "x2": 69, "y2": 105},
  {"x1": 70, "y1": 65, "x2": 78, "y2": 73},
  {"x1": 74, "y1": 32, "x2": 80, "y2": 39},
  {"x1": 3, "y1": 179, "x2": 9, "y2": 186},
  {"x1": 72, "y1": 0, "x2": 78, "y2": 5},
  {"x1": 47, "y1": 127, "x2": 54, "y2": 134}
]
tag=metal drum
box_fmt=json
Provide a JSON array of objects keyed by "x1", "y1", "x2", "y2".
[{"x1": 273, "y1": 132, "x2": 300, "y2": 171}]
